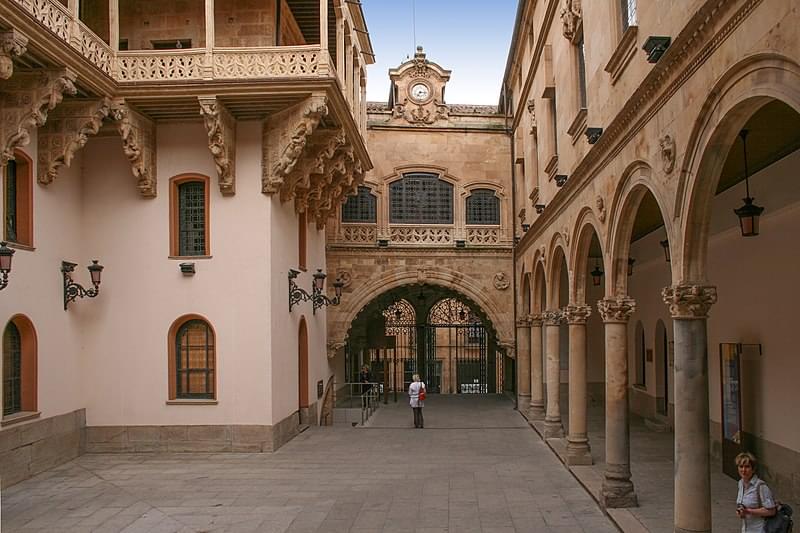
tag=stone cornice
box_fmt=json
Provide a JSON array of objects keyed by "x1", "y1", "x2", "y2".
[
  {"x1": 662, "y1": 284, "x2": 717, "y2": 319},
  {"x1": 518, "y1": 0, "x2": 762, "y2": 254}
]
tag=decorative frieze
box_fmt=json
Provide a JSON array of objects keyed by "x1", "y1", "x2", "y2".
[
  {"x1": 542, "y1": 310, "x2": 563, "y2": 326},
  {"x1": 467, "y1": 227, "x2": 501, "y2": 245},
  {"x1": 0, "y1": 69, "x2": 77, "y2": 166},
  {"x1": 597, "y1": 297, "x2": 636, "y2": 323},
  {"x1": 563, "y1": 304, "x2": 592, "y2": 324},
  {"x1": 0, "y1": 30, "x2": 28, "y2": 80},
  {"x1": 662, "y1": 284, "x2": 717, "y2": 319},
  {"x1": 199, "y1": 97, "x2": 236, "y2": 196},
  {"x1": 109, "y1": 102, "x2": 157, "y2": 197},
  {"x1": 37, "y1": 97, "x2": 112, "y2": 185}
]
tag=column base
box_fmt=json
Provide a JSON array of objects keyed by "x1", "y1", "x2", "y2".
[
  {"x1": 517, "y1": 394, "x2": 531, "y2": 412},
  {"x1": 674, "y1": 528, "x2": 710, "y2": 533},
  {"x1": 600, "y1": 464, "x2": 637, "y2": 508},
  {"x1": 543, "y1": 418, "x2": 564, "y2": 438},
  {"x1": 527, "y1": 402, "x2": 545, "y2": 420},
  {"x1": 566, "y1": 437, "x2": 592, "y2": 465}
]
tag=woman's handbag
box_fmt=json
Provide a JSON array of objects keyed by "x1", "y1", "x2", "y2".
[{"x1": 418, "y1": 387, "x2": 426, "y2": 401}]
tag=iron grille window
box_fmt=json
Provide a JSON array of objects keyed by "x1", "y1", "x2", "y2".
[
  {"x1": 175, "y1": 320, "x2": 215, "y2": 399},
  {"x1": 3, "y1": 322, "x2": 21, "y2": 416},
  {"x1": 342, "y1": 186, "x2": 377, "y2": 223},
  {"x1": 576, "y1": 33, "x2": 588, "y2": 109},
  {"x1": 5, "y1": 160, "x2": 17, "y2": 243},
  {"x1": 178, "y1": 181, "x2": 205, "y2": 256},
  {"x1": 389, "y1": 173, "x2": 453, "y2": 224},
  {"x1": 466, "y1": 189, "x2": 500, "y2": 225},
  {"x1": 621, "y1": 0, "x2": 637, "y2": 32}
]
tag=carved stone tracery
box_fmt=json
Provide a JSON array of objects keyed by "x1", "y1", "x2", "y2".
[
  {"x1": 109, "y1": 102, "x2": 157, "y2": 197},
  {"x1": 0, "y1": 30, "x2": 29, "y2": 80},
  {"x1": 662, "y1": 284, "x2": 717, "y2": 319},
  {"x1": 0, "y1": 69, "x2": 77, "y2": 166},
  {"x1": 37, "y1": 97, "x2": 112, "y2": 185},
  {"x1": 199, "y1": 96, "x2": 236, "y2": 195}
]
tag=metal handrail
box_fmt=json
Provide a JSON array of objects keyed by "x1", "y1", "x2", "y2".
[{"x1": 333, "y1": 382, "x2": 381, "y2": 425}]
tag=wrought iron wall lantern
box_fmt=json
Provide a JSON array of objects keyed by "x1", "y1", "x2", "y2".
[
  {"x1": 590, "y1": 259, "x2": 604, "y2": 286},
  {"x1": 555, "y1": 174, "x2": 568, "y2": 187},
  {"x1": 0, "y1": 242, "x2": 15, "y2": 291},
  {"x1": 312, "y1": 269, "x2": 344, "y2": 314},
  {"x1": 288, "y1": 268, "x2": 312, "y2": 312},
  {"x1": 585, "y1": 127, "x2": 603, "y2": 144},
  {"x1": 733, "y1": 129, "x2": 765, "y2": 237},
  {"x1": 643, "y1": 36, "x2": 671, "y2": 63},
  {"x1": 659, "y1": 239, "x2": 671, "y2": 262},
  {"x1": 627, "y1": 257, "x2": 636, "y2": 276},
  {"x1": 62, "y1": 260, "x2": 104, "y2": 310}
]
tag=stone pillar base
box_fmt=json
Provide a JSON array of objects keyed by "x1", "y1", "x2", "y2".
[
  {"x1": 543, "y1": 419, "x2": 564, "y2": 438},
  {"x1": 566, "y1": 438, "x2": 593, "y2": 465},
  {"x1": 600, "y1": 474, "x2": 638, "y2": 508},
  {"x1": 517, "y1": 393, "x2": 531, "y2": 412},
  {"x1": 674, "y1": 528, "x2": 710, "y2": 533},
  {"x1": 527, "y1": 402, "x2": 546, "y2": 420}
]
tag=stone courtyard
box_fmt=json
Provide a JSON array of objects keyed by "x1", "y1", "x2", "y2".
[{"x1": 1, "y1": 396, "x2": 618, "y2": 533}]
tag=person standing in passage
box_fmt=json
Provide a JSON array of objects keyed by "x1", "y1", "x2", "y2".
[
  {"x1": 408, "y1": 373, "x2": 425, "y2": 429},
  {"x1": 359, "y1": 365, "x2": 371, "y2": 394},
  {"x1": 735, "y1": 452, "x2": 777, "y2": 532}
]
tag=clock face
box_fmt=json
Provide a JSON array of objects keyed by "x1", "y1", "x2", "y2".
[{"x1": 410, "y1": 83, "x2": 430, "y2": 101}]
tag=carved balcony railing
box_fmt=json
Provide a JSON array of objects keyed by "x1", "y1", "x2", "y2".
[
  {"x1": 466, "y1": 226, "x2": 503, "y2": 245},
  {"x1": 390, "y1": 225, "x2": 453, "y2": 245},
  {"x1": 332, "y1": 224, "x2": 512, "y2": 247},
  {"x1": 10, "y1": 0, "x2": 332, "y2": 83},
  {"x1": 338, "y1": 224, "x2": 378, "y2": 245}
]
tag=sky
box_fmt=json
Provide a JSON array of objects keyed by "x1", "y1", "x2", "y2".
[{"x1": 360, "y1": 1, "x2": 519, "y2": 105}]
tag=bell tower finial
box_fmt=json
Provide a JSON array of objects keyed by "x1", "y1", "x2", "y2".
[{"x1": 415, "y1": 46, "x2": 426, "y2": 60}]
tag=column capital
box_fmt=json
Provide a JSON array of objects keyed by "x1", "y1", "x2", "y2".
[
  {"x1": 516, "y1": 315, "x2": 532, "y2": 328},
  {"x1": 563, "y1": 304, "x2": 591, "y2": 324},
  {"x1": 662, "y1": 284, "x2": 717, "y2": 319},
  {"x1": 529, "y1": 313, "x2": 543, "y2": 327},
  {"x1": 541, "y1": 310, "x2": 563, "y2": 326},
  {"x1": 597, "y1": 297, "x2": 636, "y2": 323}
]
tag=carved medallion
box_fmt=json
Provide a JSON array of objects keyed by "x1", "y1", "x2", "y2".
[
  {"x1": 337, "y1": 270, "x2": 352, "y2": 288},
  {"x1": 493, "y1": 272, "x2": 510, "y2": 290}
]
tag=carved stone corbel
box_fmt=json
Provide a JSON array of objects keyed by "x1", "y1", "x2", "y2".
[
  {"x1": 199, "y1": 96, "x2": 236, "y2": 195},
  {"x1": 560, "y1": 0, "x2": 582, "y2": 42},
  {"x1": 37, "y1": 97, "x2": 112, "y2": 185},
  {"x1": 286, "y1": 127, "x2": 344, "y2": 210},
  {"x1": 0, "y1": 69, "x2": 77, "y2": 165},
  {"x1": 0, "y1": 30, "x2": 29, "y2": 80},
  {"x1": 109, "y1": 102, "x2": 157, "y2": 197},
  {"x1": 262, "y1": 96, "x2": 328, "y2": 195},
  {"x1": 326, "y1": 341, "x2": 346, "y2": 360}
]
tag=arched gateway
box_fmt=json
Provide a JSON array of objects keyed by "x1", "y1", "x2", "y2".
[{"x1": 343, "y1": 284, "x2": 508, "y2": 397}]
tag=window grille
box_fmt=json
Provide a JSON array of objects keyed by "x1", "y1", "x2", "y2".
[
  {"x1": 389, "y1": 173, "x2": 453, "y2": 224},
  {"x1": 175, "y1": 320, "x2": 215, "y2": 399},
  {"x1": 5, "y1": 160, "x2": 17, "y2": 243},
  {"x1": 621, "y1": 0, "x2": 637, "y2": 32},
  {"x1": 466, "y1": 189, "x2": 500, "y2": 225},
  {"x1": 3, "y1": 322, "x2": 21, "y2": 416},
  {"x1": 577, "y1": 34, "x2": 587, "y2": 109},
  {"x1": 178, "y1": 181, "x2": 205, "y2": 256},
  {"x1": 342, "y1": 186, "x2": 377, "y2": 223}
]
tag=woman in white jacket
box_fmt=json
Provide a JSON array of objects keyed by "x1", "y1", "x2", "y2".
[{"x1": 408, "y1": 373, "x2": 426, "y2": 428}]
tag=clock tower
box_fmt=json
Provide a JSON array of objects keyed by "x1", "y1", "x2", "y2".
[{"x1": 387, "y1": 46, "x2": 452, "y2": 126}]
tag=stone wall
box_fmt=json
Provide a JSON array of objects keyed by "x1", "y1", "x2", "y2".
[
  {"x1": 0, "y1": 410, "x2": 86, "y2": 488},
  {"x1": 85, "y1": 412, "x2": 301, "y2": 454}
]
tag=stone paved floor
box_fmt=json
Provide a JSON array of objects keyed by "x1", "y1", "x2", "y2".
[{"x1": 1, "y1": 395, "x2": 619, "y2": 533}]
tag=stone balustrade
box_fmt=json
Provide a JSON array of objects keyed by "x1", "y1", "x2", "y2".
[{"x1": 332, "y1": 224, "x2": 511, "y2": 247}]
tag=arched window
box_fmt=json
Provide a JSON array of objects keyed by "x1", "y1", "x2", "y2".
[
  {"x1": 2, "y1": 315, "x2": 37, "y2": 418},
  {"x1": 170, "y1": 175, "x2": 210, "y2": 257},
  {"x1": 4, "y1": 151, "x2": 33, "y2": 247},
  {"x1": 341, "y1": 186, "x2": 377, "y2": 223},
  {"x1": 465, "y1": 189, "x2": 500, "y2": 225},
  {"x1": 389, "y1": 173, "x2": 453, "y2": 224},
  {"x1": 169, "y1": 317, "x2": 215, "y2": 400}
]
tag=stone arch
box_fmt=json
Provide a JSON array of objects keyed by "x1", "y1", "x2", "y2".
[
  {"x1": 569, "y1": 206, "x2": 605, "y2": 305},
  {"x1": 331, "y1": 266, "x2": 511, "y2": 347},
  {"x1": 678, "y1": 53, "x2": 800, "y2": 282},
  {"x1": 532, "y1": 255, "x2": 547, "y2": 315},
  {"x1": 521, "y1": 271, "x2": 532, "y2": 315},
  {"x1": 607, "y1": 161, "x2": 674, "y2": 296},
  {"x1": 546, "y1": 232, "x2": 569, "y2": 308}
]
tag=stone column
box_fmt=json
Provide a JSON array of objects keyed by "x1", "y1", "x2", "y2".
[
  {"x1": 204, "y1": 0, "x2": 214, "y2": 77},
  {"x1": 542, "y1": 310, "x2": 564, "y2": 438},
  {"x1": 109, "y1": 0, "x2": 119, "y2": 51},
  {"x1": 663, "y1": 285, "x2": 717, "y2": 533},
  {"x1": 516, "y1": 315, "x2": 532, "y2": 412},
  {"x1": 529, "y1": 314, "x2": 546, "y2": 419},
  {"x1": 564, "y1": 304, "x2": 592, "y2": 465},
  {"x1": 597, "y1": 296, "x2": 637, "y2": 508},
  {"x1": 318, "y1": 0, "x2": 330, "y2": 73}
]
